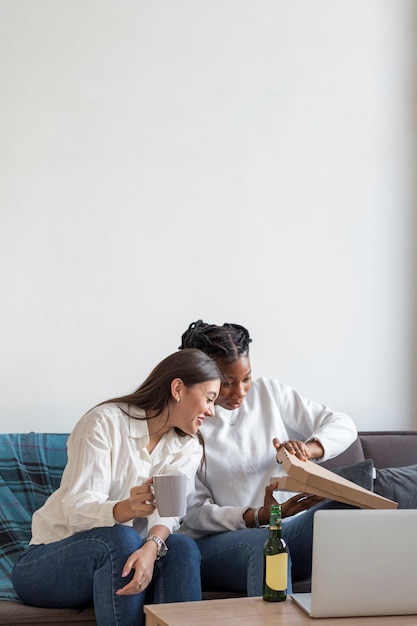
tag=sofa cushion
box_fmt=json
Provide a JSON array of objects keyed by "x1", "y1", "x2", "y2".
[
  {"x1": 374, "y1": 464, "x2": 417, "y2": 509},
  {"x1": 0, "y1": 600, "x2": 96, "y2": 625},
  {"x1": 0, "y1": 433, "x2": 68, "y2": 601},
  {"x1": 330, "y1": 459, "x2": 374, "y2": 492}
]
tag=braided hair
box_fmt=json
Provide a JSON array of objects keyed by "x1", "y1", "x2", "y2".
[{"x1": 179, "y1": 320, "x2": 252, "y2": 364}]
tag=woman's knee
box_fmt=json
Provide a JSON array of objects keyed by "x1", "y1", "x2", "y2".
[
  {"x1": 166, "y1": 535, "x2": 200, "y2": 563},
  {"x1": 76, "y1": 525, "x2": 143, "y2": 563},
  {"x1": 103, "y1": 525, "x2": 143, "y2": 553}
]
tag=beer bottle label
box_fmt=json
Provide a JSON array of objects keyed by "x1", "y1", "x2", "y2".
[{"x1": 265, "y1": 553, "x2": 288, "y2": 591}]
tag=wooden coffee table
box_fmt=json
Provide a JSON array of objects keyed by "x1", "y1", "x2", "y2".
[{"x1": 144, "y1": 596, "x2": 417, "y2": 626}]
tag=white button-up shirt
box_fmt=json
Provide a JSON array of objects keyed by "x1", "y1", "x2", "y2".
[{"x1": 31, "y1": 403, "x2": 202, "y2": 544}]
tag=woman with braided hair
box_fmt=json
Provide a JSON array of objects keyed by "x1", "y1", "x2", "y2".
[{"x1": 177, "y1": 320, "x2": 358, "y2": 596}]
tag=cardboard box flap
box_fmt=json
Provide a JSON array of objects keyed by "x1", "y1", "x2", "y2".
[
  {"x1": 272, "y1": 475, "x2": 379, "y2": 508},
  {"x1": 278, "y1": 447, "x2": 377, "y2": 493},
  {"x1": 274, "y1": 447, "x2": 398, "y2": 510}
]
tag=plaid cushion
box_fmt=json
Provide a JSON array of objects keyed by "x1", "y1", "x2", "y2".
[{"x1": 0, "y1": 433, "x2": 68, "y2": 601}]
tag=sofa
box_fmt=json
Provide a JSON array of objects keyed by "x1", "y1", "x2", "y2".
[{"x1": 1, "y1": 430, "x2": 417, "y2": 625}]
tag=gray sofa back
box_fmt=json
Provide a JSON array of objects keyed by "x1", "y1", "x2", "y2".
[{"x1": 322, "y1": 430, "x2": 417, "y2": 470}]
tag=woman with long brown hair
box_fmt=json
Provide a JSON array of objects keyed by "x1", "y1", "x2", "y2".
[{"x1": 13, "y1": 348, "x2": 221, "y2": 626}]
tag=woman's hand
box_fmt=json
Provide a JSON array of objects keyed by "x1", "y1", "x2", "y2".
[
  {"x1": 273, "y1": 437, "x2": 324, "y2": 462},
  {"x1": 128, "y1": 479, "x2": 156, "y2": 519},
  {"x1": 116, "y1": 542, "x2": 157, "y2": 596},
  {"x1": 113, "y1": 478, "x2": 156, "y2": 524},
  {"x1": 280, "y1": 490, "x2": 325, "y2": 518},
  {"x1": 262, "y1": 481, "x2": 279, "y2": 520},
  {"x1": 255, "y1": 481, "x2": 324, "y2": 524}
]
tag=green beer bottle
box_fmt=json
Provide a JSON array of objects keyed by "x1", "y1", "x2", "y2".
[{"x1": 262, "y1": 504, "x2": 288, "y2": 602}]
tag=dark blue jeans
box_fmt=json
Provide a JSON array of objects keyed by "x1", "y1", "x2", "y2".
[
  {"x1": 12, "y1": 526, "x2": 201, "y2": 626},
  {"x1": 196, "y1": 500, "x2": 354, "y2": 596},
  {"x1": 195, "y1": 461, "x2": 374, "y2": 595},
  {"x1": 197, "y1": 528, "x2": 293, "y2": 596}
]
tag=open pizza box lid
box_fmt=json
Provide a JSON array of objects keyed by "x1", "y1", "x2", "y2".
[{"x1": 272, "y1": 447, "x2": 398, "y2": 510}]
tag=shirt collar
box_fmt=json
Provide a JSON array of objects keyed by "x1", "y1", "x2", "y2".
[
  {"x1": 121, "y1": 403, "x2": 195, "y2": 455},
  {"x1": 118, "y1": 404, "x2": 150, "y2": 447}
]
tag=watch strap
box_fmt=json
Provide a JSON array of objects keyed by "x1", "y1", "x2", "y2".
[{"x1": 145, "y1": 535, "x2": 168, "y2": 559}]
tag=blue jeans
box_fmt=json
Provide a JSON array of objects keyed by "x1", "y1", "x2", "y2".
[
  {"x1": 196, "y1": 462, "x2": 374, "y2": 596},
  {"x1": 196, "y1": 499, "x2": 352, "y2": 596},
  {"x1": 197, "y1": 528, "x2": 293, "y2": 596},
  {"x1": 12, "y1": 526, "x2": 201, "y2": 626}
]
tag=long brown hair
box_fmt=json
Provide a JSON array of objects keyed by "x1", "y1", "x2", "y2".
[{"x1": 99, "y1": 348, "x2": 221, "y2": 448}]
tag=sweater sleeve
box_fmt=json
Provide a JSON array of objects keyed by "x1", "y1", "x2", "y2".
[
  {"x1": 181, "y1": 473, "x2": 249, "y2": 537},
  {"x1": 273, "y1": 380, "x2": 358, "y2": 462}
]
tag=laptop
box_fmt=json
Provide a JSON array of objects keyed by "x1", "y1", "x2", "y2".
[{"x1": 291, "y1": 509, "x2": 417, "y2": 618}]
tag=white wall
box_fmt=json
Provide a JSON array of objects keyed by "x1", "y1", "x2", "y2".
[{"x1": 1, "y1": 0, "x2": 416, "y2": 433}]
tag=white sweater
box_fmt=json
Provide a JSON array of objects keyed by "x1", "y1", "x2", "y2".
[{"x1": 179, "y1": 378, "x2": 357, "y2": 538}]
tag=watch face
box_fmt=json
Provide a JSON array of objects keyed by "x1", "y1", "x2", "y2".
[{"x1": 158, "y1": 542, "x2": 168, "y2": 557}]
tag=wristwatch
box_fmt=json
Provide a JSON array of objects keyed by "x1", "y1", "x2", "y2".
[{"x1": 145, "y1": 535, "x2": 168, "y2": 559}]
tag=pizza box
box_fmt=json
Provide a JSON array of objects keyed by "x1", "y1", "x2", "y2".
[{"x1": 271, "y1": 447, "x2": 398, "y2": 510}]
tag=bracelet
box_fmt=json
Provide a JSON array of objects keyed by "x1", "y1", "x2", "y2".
[{"x1": 254, "y1": 507, "x2": 262, "y2": 528}]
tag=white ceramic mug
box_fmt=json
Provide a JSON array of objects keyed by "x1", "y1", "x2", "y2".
[{"x1": 153, "y1": 472, "x2": 187, "y2": 517}]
